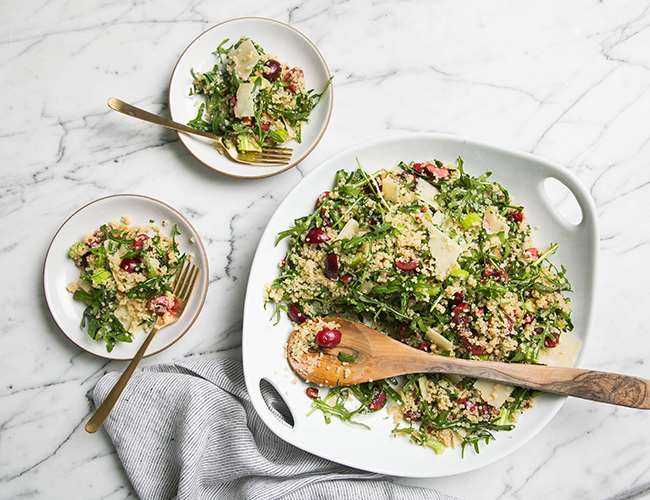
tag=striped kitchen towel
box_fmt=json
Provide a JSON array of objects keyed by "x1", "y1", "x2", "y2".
[{"x1": 92, "y1": 352, "x2": 452, "y2": 500}]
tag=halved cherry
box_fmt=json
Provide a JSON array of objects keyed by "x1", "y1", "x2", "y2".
[
  {"x1": 510, "y1": 210, "x2": 524, "y2": 223},
  {"x1": 316, "y1": 191, "x2": 331, "y2": 207},
  {"x1": 315, "y1": 327, "x2": 341, "y2": 348},
  {"x1": 458, "y1": 398, "x2": 477, "y2": 412},
  {"x1": 119, "y1": 257, "x2": 141, "y2": 273},
  {"x1": 325, "y1": 254, "x2": 339, "y2": 280},
  {"x1": 526, "y1": 247, "x2": 539, "y2": 258},
  {"x1": 305, "y1": 227, "x2": 330, "y2": 245},
  {"x1": 149, "y1": 295, "x2": 178, "y2": 316},
  {"x1": 451, "y1": 302, "x2": 470, "y2": 317},
  {"x1": 133, "y1": 233, "x2": 149, "y2": 250},
  {"x1": 395, "y1": 259, "x2": 418, "y2": 271},
  {"x1": 544, "y1": 333, "x2": 560, "y2": 348},
  {"x1": 451, "y1": 303, "x2": 471, "y2": 328},
  {"x1": 263, "y1": 59, "x2": 282, "y2": 82},
  {"x1": 369, "y1": 390, "x2": 387, "y2": 411},
  {"x1": 287, "y1": 303, "x2": 307, "y2": 324},
  {"x1": 483, "y1": 264, "x2": 495, "y2": 278},
  {"x1": 461, "y1": 337, "x2": 485, "y2": 355},
  {"x1": 416, "y1": 341, "x2": 430, "y2": 352},
  {"x1": 403, "y1": 409, "x2": 421, "y2": 421},
  {"x1": 425, "y1": 163, "x2": 449, "y2": 178}
]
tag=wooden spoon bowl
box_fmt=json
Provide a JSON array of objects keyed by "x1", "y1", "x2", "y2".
[{"x1": 288, "y1": 317, "x2": 440, "y2": 386}]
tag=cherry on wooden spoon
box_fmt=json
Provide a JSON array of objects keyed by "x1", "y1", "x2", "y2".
[{"x1": 287, "y1": 317, "x2": 650, "y2": 409}]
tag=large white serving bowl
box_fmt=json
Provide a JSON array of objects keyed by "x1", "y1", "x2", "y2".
[{"x1": 242, "y1": 133, "x2": 598, "y2": 477}]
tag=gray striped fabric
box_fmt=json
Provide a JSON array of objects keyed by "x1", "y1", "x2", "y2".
[{"x1": 92, "y1": 353, "x2": 452, "y2": 500}]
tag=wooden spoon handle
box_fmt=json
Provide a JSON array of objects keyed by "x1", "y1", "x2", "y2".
[{"x1": 432, "y1": 358, "x2": 650, "y2": 409}]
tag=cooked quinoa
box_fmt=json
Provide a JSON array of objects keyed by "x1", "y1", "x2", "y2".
[
  {"x1": 67, "y1": 219, "x2": 185, "y2": 352},
  {"x1": 266, "y1": 158, "x2": 575, "y2": 455}
]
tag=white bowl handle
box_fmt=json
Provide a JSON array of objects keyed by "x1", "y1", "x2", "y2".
[
  {"x1": 537, "y1": 167, "x2": 598, "y2": 234},
  {"x1": 254, "y1": 375, "x2": 297, "y2": 430}
]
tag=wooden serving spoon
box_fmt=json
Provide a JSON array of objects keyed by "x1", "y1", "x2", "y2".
[{"x1": 287, "y1": 317, "x2": 650, "y2": 409}]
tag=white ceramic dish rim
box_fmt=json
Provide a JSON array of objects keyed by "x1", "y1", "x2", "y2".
[
  {"x1": 43, "y1": 194, "x2": 209, "y2": 361},
  {"x1": 168, "y1": 17, "x2": 334, "y2": 179},
  {"x1": 242, "y1": 132, "x2": 599, "y2": 477}
]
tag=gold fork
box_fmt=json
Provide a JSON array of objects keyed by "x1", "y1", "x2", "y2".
[
  {"x1": 107, "y1": 98, "x2": 293, "y2": 166},
  {"x1": 85, "y1": 260, "x2": 200, "y2": 433}
]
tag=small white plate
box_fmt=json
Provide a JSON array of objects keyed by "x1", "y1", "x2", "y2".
[
  {"x1": 168, "y1": 17, "x2": 333, "y2": 179},
  {"x1": 43, "y1": 195, "x2": 209, "y2": 361},
  {"x1": 242, "y1": 133, "x2": 599, "y2": 477}
]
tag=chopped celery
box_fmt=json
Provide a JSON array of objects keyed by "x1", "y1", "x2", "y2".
[
  {"x1": 237, "y1": 133, "x2": 262, "y2": 152},
  {"x1": 269, "y1": 128, "x2": 290, "y2": 143},
  {"x1": 68, "y1": 241, "x2": 89, "y2": 260},
  {"x1": 90, "y1": 268, "x2": 112, "y2": 286},
  {"x1": 461, "y1": 212, "x2": 481, "y2": 230},
  {"x1": 450, "y1": 266, "x2": 469, "y2": 279}
]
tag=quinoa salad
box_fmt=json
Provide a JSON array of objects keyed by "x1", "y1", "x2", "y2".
[
  {"x1": 66, "y1": 217, "x2": 186, "y2": 352},
  {"x1": 265, "y1": 158, "x2": 578, "y2": 455},
  {"x1": 187, "y1": 37, "x2": 330, "y2": 153}
]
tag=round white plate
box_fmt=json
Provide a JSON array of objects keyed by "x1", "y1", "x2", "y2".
[
  {"x1": 169, "y1": 17, "x2": 333, "y2": 179},
  {"x1": 44, "y1": 195, "x2": 209, "y2": 361},
  {"x1": 242, "y1": 133, "x2": 598, "y2": 477}
]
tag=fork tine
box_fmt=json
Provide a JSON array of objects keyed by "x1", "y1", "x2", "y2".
[
  {"x1": 239, "y1": 156, "x2": 290, "y2": 165},
  {"x1": 262, "y1": 146, "x2": 293, "y2": 154},
  {"x1": 173, "y1": 260, "x2": 191, "y2": 295},
  {"x1": 178, "y1": 264, "x2": 199, "y2": 302},
  {"x1": 259, "y1": 150, "x2": 293, "y2": 159},
  {"x1": 257, "y1": 154, "x2": 292, "y2": 162},
  {"x1": 253, "y1": 159, "x2": 290, "y2": 165}
]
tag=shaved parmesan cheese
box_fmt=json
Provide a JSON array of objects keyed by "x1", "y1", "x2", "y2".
[
  {"x1": 483, "y1": 207, "x2": 509, "y2": 235},
  {"x1": 259, "y1": 77, "x2": 271, "y2": 89},
  {"x1": 415, "y1": 178, "x2": 440, "y2": 208},
  {"x1": 428, "y1": 227, "x2": 463, "y2": 280},
  {"x1": 234, "y1": 83, "x2": 256, "y2": 118},
  {"x1": 474, "y1": 380, "x2": 514, "y2": 409},
  {"x1": 426, "y1": 327, "x2": 453, "y2": 351},
  {"x1": 420, "y1": 211, "x2": 445, "y2": 236},
  {"x1": 537, "y1": 334, "x2": 582, "y2": 367},
  {"x1": 229, "y1": 39, "x2": 261, "y2": 80},
  {"x1": 382, "y1": 176, "x2": 400, "y2": 202},
  {"x1": 446, "y1": 374, "x2": 463, "y2": 384},
  {"x1": 418, "y1": 376, "x2": 431, "y2": 402},
  {"x1": 430, "y1": 211, "x2": 445, "y2": 226},
  {"x1": 450, "y1": 431, "x2": 464, "y2": 448},
  {"x1": 336, "y1": 218, "x2": 360, "y2": 240}
]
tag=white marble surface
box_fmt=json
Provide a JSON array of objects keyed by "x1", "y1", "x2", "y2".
[{"x1": 2, "y1": 1, "x2": 650, "y2": 498}]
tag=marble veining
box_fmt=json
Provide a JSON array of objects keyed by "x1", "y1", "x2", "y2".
[{"x1": 2, "y1": 0, "x2": 650, "y2": 498}]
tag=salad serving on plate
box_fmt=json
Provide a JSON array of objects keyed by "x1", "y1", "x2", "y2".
[
  {"x1": 266, "y1": 157, "x2": 580, "y2": 455},
  {"x1": 187, "y1": 37, "x2": 330, "y2": 154},
  {"x1": 66, "y1": 217, "x2": 186, "y2": 352}
]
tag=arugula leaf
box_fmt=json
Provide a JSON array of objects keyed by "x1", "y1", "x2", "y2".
[{"x1": 337, "y1": 352, "x2": 355, "y2": 363}]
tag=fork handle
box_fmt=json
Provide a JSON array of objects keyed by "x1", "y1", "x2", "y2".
[
  {"x1": 85, "y1": 327, "x2": 158, "y2": 433},
  {"x1": 107, "y1": 97, "x2": 223, "y2": 143}
]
